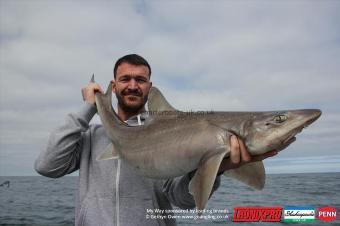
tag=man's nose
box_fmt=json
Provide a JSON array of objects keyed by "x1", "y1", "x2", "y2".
[{"x1": 127, "y1": 78, "x2": 138, "y2": 89}]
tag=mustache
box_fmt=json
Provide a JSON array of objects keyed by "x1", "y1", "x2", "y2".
[{"x1": 121, "y1": 88, "x2": 142, "y2": 97}]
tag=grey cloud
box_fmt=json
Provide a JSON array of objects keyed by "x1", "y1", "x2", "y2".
[{"x1": 0, "y1": 1, "x2": 339, "y2": 175}]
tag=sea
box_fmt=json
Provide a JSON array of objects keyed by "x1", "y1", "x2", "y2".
[{"x1": 0, "y1": 173, "x2": 339, "y2": 226}]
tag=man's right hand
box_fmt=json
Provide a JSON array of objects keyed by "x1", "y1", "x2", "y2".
[
  {"x1": 218, "y1": 135, "x2": 278, "y2": 173},
  {"x1": 81, "y1": 82, "x2": 104, "y2": 105}
]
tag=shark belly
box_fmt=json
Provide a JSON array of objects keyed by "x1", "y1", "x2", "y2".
[{"x1": 120, "y1": 124, "x2": 229, "y2": 179}]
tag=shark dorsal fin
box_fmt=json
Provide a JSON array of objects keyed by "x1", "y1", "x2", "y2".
[{"x1": 148, "y1": 87, "x2": 177, "y2": 112}]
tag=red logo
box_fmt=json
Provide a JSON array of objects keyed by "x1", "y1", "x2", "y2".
[
  {"x1": 317, "y1": 207, "x2": 337, "y2": 222},
  {"x1": 233, "y1": 207, "x2": 282, "y2": 222}
]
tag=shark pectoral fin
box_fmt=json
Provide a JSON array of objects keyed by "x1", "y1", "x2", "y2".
[
  {"x1": 147, "y1": 86, "x2": 177, "y2": 112},
  {"x1": 223, "y1": 161, "x2": 265, "y2": 190},
  {"x1": 96, "y1": 143, "x2": 120, "y2": 161},
  {"x1": 189, "y1": 151, "x2": 226, "y2": 212}
]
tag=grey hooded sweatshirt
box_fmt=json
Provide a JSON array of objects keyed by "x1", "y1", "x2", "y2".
[{"x1": 35, "y1": 103, "x2": 220, "y2": 226}]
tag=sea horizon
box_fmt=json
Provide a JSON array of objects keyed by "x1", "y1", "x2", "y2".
[
  {"x1": 1, "y1": 171, "x2": 340, "y2": 177},
  {"x1": 1, "y1": 172, "x2": 339, "y2": 225}
]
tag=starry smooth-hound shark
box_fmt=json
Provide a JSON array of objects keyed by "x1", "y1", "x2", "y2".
[{"x1": 95, "y1": 80, "x2": 321, "y2": 211}]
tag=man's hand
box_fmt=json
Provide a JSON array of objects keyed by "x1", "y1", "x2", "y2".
[
  {"x1": 218, "y1": 135, "x2": 278, "y2": 174},
  {"x1": 81, "y1": 82, "x2": 104, "y2": 105}
]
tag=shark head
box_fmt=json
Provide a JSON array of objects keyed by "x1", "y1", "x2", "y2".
[
  {"x1": 244, "y1": 109, "x2": 322, "y2": 154},
  {"x1": 147, "y1": 86, "x2": 322, "y2": 156}
]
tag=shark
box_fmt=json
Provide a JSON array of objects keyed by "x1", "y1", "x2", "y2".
[{"x1": 95, "y1": 80, "x2": 321, "y2": 211}]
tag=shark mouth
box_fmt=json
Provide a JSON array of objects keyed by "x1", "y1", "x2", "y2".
[
  {"x1": 283, "y1": 126, "x2": 303, "y2": 145},
  {"x1": 281, "y1": 111, "x2": 321, "y2": 147},
  {"x1": 282, "y1": 135, "x2": 296, "y2": 145},
  {"x1": 281, "y1": 122, "x2": 308, "y2": 146}
]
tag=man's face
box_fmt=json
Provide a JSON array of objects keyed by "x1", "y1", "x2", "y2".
[{"x1": 113, "y1": 62, "x2": 152, "y2": 113}]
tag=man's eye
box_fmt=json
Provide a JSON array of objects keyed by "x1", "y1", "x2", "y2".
[
  {"x1": 120, "y1": 78, "x2": 129, "y2": 82},
  {"x1": 136, "y1": 78, "x2": 147, "y2": 83}
]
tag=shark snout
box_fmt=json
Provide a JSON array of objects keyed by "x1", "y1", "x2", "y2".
[
  {"x1": 290, "y1": 109, "x2": 322, "y2": 135},
  {"x1": 300, "y1": 109, "x2": 322, "y2": 128},
  {"x1": 278, "y1": 109, "x2": 321, "y2": 148}
]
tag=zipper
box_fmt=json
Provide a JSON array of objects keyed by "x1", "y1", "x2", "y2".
[
  {"x1": 115, "y1": 114, "x2": 143, "y2": 226},
  {"x1": 137, "y1": 114, "x2": 141, "y2": 125},
  {"x1": 116, "y1": 159, "x2": 121, "y2": 226}
]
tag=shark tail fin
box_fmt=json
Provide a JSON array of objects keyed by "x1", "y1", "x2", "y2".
[
  {"x1": 189, "y1": 151, "x2": 227, "y2": 213},
  {"x1": 95, "y1": 82, "x2": 127, "y2": 148},
  {"x1": 96, "y1": 143, "x2": 120, "y2": 161},
  {"x1": 224, "y1": 161, "x2": 265, "y2": 190},
  {"x1": 148, "y1": 87, "x2": 177, "y2": 112}
]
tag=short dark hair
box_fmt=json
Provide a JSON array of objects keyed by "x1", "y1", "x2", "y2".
[{"x1": 113, "y1": 54, "x2": 151, "y2": 78}]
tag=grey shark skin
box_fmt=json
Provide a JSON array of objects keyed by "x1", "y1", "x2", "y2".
[{"x1": 95, "y1": 83, "x2": 321, "y2": 211}]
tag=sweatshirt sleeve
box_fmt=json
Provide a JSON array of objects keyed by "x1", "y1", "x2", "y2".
[
  {"x1": 162, "y1": 173, "x2": 221, "y2": 209},
  {"x1": 34, "y1": 103, "x2": 97, "y2": 178}
]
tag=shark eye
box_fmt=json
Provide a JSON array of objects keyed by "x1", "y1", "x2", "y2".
[{"x1": 274, "y1": 114, "x2": 288, "y2": 123}]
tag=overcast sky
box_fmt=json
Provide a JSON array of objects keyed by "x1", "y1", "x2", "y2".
[{"x1": 0, "y1": 0, "x2": 339, "y2": 176}]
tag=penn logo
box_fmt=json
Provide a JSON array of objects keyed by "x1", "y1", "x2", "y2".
[{"x1": 317, "y1": 207, "x2": 337, "y2": 222}]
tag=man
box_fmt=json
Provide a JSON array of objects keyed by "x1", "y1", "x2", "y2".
[{"x1": 35, "y1": 54, "x2": 277, "y2": 226}]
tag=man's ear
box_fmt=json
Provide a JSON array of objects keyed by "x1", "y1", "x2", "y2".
[
  {"x1": 111, "y1": 80, "x2": 116, "y2": 93},
  {"x1": 147, "y1": 82, "x2": 152, "y2": 93}
]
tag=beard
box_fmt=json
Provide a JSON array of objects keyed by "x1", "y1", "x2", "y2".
[{"x1": 115, "y1": 88, "x2": 148, "y2": 113}]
